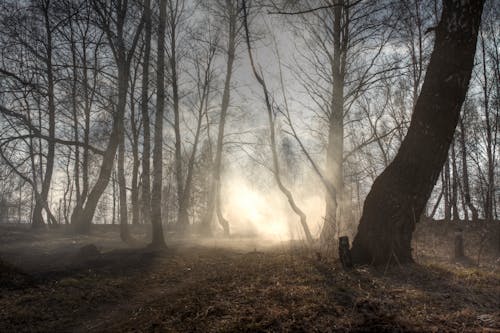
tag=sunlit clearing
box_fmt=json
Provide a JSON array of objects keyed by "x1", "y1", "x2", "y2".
[{"x1": 222, "y1": 178, "x2": 324, "y2": 242}]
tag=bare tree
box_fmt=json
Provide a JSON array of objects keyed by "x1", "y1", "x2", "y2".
[
  {"x1": 201, "y1": 0, "x2": 241, "y2": 236},
  {"x1": 72, "y1": 0, "x2": 144, "y2": 233},
  {"x1": 242, "y1": 0, "x2": 313, "y2": 244},
  {"x1": 150, "y1": 0, "x2": 167, "y2": 248},
  {"x1": 140, "y1": 0, "x2": 152, "y2": 225}
]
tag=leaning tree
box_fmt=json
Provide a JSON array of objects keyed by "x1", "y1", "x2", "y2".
[{"x1": 350, "y1": 0, "x2": 485, "y2": 265}]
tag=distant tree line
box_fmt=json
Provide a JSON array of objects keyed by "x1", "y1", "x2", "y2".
[{"x1": 0, "y1": 0, "x2": 496, "y2": 258}]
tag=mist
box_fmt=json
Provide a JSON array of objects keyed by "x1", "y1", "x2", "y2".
[{"x1": 0, "y1": 0, "x2": 499, "y2": 331}]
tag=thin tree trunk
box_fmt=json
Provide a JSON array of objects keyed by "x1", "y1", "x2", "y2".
[
  {"x1": 130, "y1": 67, "x2": 141, "y2": 226},
  {"x1": 112, "y1": 170, "x2": 116, "y2": 225},
  {"x1": 150, "y1": 0, "x2": 167, "y2": 248},
  {"x1": 430, "y1": 188, "x2": 443, "y2": 219},
  {"x1": 201, "y1": 0, "x2": 236, "y2": 236},
  {"x1": 171, "y1": 27, "x2": 184, "y2": 230},
  {"x1": 72, "y1": 65, "x2": 129, "y2": 233},
  {"x1": 118, "y1": 128, "x2": 130, "y2": 242},
  {"x1": 71, "y1": 1, "x2": 143, "y2": 233},
  {"x1": 141, "y1": 0, "x2": 152, "y2": 225},
  {"x1": 179, "y1": 97, "x2": 207, "y2": 231},
  {"x1": 459, "y1": 113, "x2": 478, "y2": 221},
  {"x1": 444, "y1": 158, "x2": 452, "y2": 221},
  {"x1": 451, "y1": 142, "x2": 459, "y2": 220},
  {"x1": 69, "y1": 19, "x2": 81, "y2": 210},
  {"x1": 33, "y1": 2, "x2": 56, "y2": 229},
  {"x1": 242, "y1": 1, "x2": 313, "y2": 244},
  {"x1": 480, "y1": 29, "x2": 494, "y2": 223}
]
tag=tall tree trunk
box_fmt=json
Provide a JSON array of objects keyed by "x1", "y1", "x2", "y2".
[
  {"x1": 81, "y1": 30, "x2": 93, "y2": 207},
  {"x1": 71, "y1": 41, "x2": 92, "y2": 225},
  {"x1": 164, "y1": 0, "x2": 185, "y2": 230},
  {"x1": 118, "y1": 127, "x2": 130, "y2": 242},
  {"x1": 33, "y1": 1, "x2": 56, "y2": 229},
  {"x1": 72, "y1": 64, "x2": 129, "y2": 233},
  {"x1": 443, "y1": 158, "x2": 451, "y2": 221},
  {"x1": 480, "y1": 29, "x2": 494, "y2": 223},
  {"x1": 179, "y1": 84, "x2": 209, "y2": 232},
  {"x1": 351, "y1": 0, "x2": 484, "y2": 265},
  {"x1": 69, "y1": 19, "x2": 81, "y2": 211},
  {"x1": 201, "y1": 0, "x2": 236, "y2": 236},
  {"x1": 150, "y1": 0, "x2": 167, "y2": 249},
  {"x1": 172, "y1": 46, "x2": 184, "y2": 229},
  {"x1": 130, "y1": 95, "x2": 141, "y2": 225},
  {"x1": 459, "y1": 113, "x2": 478, "y2": 221},
  {"x1": 320, "y1": 0, "x2": 346, "y2": 243},
  {"x1": 242, "y1": 0, "x2": 313, "y2": 244},
  {"x1": 451, "y1": 141, "x2": 459, "y2": 220},
  {"x1": 71, "y1": 1, "x2": 143, "y2": 233},
  {"x1": 128, "y1": 59, "x2": 141, "y2": 226},
  {"x1": 112, "y1": 170, "x2": 117, "y2": 225},
  {"x1": 141, "y1": 0, "x2": 152, "y2": 225}
]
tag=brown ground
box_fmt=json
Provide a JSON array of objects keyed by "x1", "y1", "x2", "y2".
[{"x1": 0, "y1": 223, "x2": 499, "y2": 332}]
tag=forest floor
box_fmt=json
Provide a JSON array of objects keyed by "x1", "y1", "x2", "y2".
[{"x1": 0, "y1": 222, "x2": 499, "y2": 332}]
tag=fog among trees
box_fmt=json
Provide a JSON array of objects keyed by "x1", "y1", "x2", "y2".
[{"x1": 0, "y1": 0, "x2": 498, "y2": 331}]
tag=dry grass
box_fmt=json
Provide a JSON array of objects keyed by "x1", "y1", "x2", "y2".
[{"x1": 0, "y1": 223, "x2": 499, "y2": 332}]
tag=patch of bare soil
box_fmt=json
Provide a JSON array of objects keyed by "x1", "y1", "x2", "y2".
[{"x1": 0, "y1": 224, "x2": 499, "y2": 332}]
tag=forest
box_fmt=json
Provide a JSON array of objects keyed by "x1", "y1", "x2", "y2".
[{"x1": 0, "y1": 0, "x2": 498, "y2": 331}]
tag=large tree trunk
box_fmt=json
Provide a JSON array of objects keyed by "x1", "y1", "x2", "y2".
[
  {"x1": 150, "y1": 0, "x2": 167, "y2": 249},
  {"x1": 351, "y1": 0, "x2": 484, "y2": 265}
]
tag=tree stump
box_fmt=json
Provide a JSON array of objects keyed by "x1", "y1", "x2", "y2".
[
  {"x1": 454, "y1": 228, "x2": 464, "y2": 260},
  {"x1": 339, "y1": 236, "x2": 353, "y2": 269}
]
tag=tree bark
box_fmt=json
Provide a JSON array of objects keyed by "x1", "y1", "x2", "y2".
[
  {"x1": 443, "y1": 158, "x2": 452, "y2": 221},
  {"x1": 459, "y1": 112, "x2": 478, "y2": 221},
  {"x1": 451, "y1": 141, "x2": 459, "y2": 220},
  {"x1": 179, "y1": 65, "x2": 212, "y2": 233},
  {"x1": 130, "y1": 67, "x2": 141, "y2": 226},
  {"x1": 242, "y1": 0, "x2": 313, "y2": 244},
  {"x1": 118, "y1": 127, "x2": 130, "y2": 242},
  {"x1": 71, "y1": 1, "x2": 143, "y2": 233},
  {"x1": 150, "y1": 0, "x2": 167, "y2": 249},
  {"x1": 33, "y1": 1, "x2": 56, "y2": 229},
  {"x1": 351, "y1": 0, "x2": 484, "y2": 265},
  {"x1": 480, "y1": 29, "x2": 495, "y2": 223},
  {"x1": 170, "y1": 9, "x2": 185, "y2": 230},
  {"x1": 141, "y1": 0, "x2": 152, "y2": 225},
  {"x1": 201, "y1": 0, "x2": 236, "y2": 236},
  {"x1": 320, "y1": 0, "x2": 346, "y2": 243}
]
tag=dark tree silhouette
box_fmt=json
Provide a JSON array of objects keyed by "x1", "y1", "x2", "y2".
[
  {"x1": 150, "y1": 0, "x2": 167, "y2": 249},
  {"x1": 350, "y1": 0, "x2": 485, "y2": 265}
]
